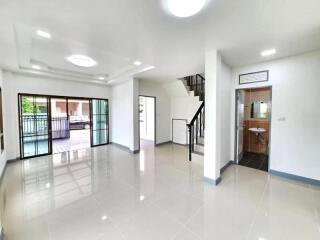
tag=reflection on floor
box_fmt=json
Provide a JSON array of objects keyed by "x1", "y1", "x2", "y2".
[
  {"x1": 0, "y1": 143, "x2": 319, "y2": 240},
  {"x1": 53, "y1": 129, "x2": 90, "y2": 154},
  {"x1": 140, "y1": 139, "x2": 154, "y2": 149},
  {"x1": 239, "y1": 152, "x2": 268, "y2": 172}
]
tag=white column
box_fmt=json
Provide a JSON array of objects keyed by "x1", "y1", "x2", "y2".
[
  {"x1": 204, "y1": 50, "x2": 222, "y2": 185},
  {"x1": 132, "y1": 78, "x2": 140, "y2": 152}
]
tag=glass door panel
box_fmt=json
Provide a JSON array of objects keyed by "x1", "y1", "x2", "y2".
[
  {"x1": 19, "y1": 94, "x2": 52, "y2": 159},
  {"x1": 90, "y1": 99, "x2": 109, "y2": 146},
  {"x1": 51, "y1": 98, "x2": 70, "y2": 140}
]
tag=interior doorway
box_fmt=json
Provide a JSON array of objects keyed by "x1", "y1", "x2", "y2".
[
  {"x1": 139, "y1": 96, "x2": 156, "y2": 148},
  {"x1": 235, "y1": 87, "x2": 272, "y2": 172},
  {"x1": 51, "y1": 98, "x2": 90, "y2": 154}
]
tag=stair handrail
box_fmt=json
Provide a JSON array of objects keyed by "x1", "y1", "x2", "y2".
[
  {"x1": 196, "y1": 74, "x2": 205, "y2": 80},
  {"x1": 187, "y1": 102, "x2": 205, "y2": 161},
  {"x1": 187, "y1": 102, "x2": 204, "y2": 127}
]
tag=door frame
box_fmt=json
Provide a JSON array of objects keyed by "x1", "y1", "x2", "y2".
[
  {"x1": 18, "y1": 93, "x2": 109, "y2": 159},
  {"x1": 138, "y1": 95, "x2": 156, "y2": 150},
  {"x1": 18, "y1": 93, "x2": 53, "y2": 159},
  {"x1": 234, "y1": 86, "x2": 273, "y2": 172}
]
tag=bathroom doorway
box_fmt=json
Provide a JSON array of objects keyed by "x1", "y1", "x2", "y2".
[{"x1": 235, "y1": 87, "x2": 272, "y2": 172}]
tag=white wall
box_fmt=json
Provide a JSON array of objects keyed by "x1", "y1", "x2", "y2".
[
  {"x1": 139, "y1": 80, "x2": 171, "y2": 144},
  {"x1": 220, "y1": 61, "x2": 232, "y2": 168},
  {"x1": 231, "y1": 50, "x2": 320, "y2": 181},
  {"x1": 2, "y1": 71, "x2": 111, "y2": 160},
  {"x1": 111, "y1": 78, "x2": 139, "y2": 151},
  {"x1": 0, "y1": 69, "x2": 6, "y2": 177},
  {"x1": 163, "y1": 81, "x2": 202, "y2": 144}
]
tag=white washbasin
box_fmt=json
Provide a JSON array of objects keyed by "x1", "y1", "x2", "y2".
[{"x1": 249, "y1": 128, "x2": 266, "y2": 134}]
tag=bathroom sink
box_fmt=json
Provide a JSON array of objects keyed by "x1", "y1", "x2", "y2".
[{"x1": 249, "y1": 128, "x2": 267, "y2": 134}]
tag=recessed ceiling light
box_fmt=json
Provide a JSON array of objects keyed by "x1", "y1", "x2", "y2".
[
  {"x1": 168, "y1": 0, "x2": 206, "y2": 17},
  {"x1": 95, "y1": 74, "x2": 109, "y2": 80},
  {"x1": 261, "y1": 49, "x2": 276, "y2": 57},
  {"x1": 67, "y1": 55, "x2": 97, "y2": 67},
  {"x1": 101, "y1": 215, "x2": 108, "y2": 221},
  {"x1": 32, "y1": 65, "x2": 41, "y2": 70},
  {"x1": 134, "y1": 61, "x2": 142, "y2": 66},
  {"x1": 37, "y1": 30, "x2": 51, "y2": 39},
  {"x1": 107, "y1": 80, "x2": 115, "y2": 85}
]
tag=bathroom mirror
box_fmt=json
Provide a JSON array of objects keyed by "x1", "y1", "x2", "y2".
[{"x1": 251, "y1": 101, "x2": 268, "y2": 119}]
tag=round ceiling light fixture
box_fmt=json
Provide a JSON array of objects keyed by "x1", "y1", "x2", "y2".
[
  {"x1": 67, "y1": 55, "x2": 97, "y2": 67},
  {"x1": 133, "y1": 60, "x2": 142, "y2": 66},
  {"x1": 167, "y1": 0, "x2": 206, "y2": 17}
]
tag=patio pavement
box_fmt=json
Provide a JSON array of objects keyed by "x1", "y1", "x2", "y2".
[{"x1": 53, "y1": 129, "x2": 90, "y2": 154}]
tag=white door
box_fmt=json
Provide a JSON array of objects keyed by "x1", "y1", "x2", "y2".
[
  {"x1": 236, "y1": 90, "x2": 245, "y2": 163},
  {"x1": 139, "y1": 96, "x2": 155, "y2": 141},
  {"x1": 172, "y1": 119, "x2": 187, "y2": 145}
]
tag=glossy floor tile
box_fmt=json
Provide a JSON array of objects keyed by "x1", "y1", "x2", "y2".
[{"x1": 0, "y1": 142, "x2": 319, "y2": 240}]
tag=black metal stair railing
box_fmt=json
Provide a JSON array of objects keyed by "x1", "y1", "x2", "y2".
[
  {"x1": 187, "y1": 102, "x2": 205, "y2": 161},
  {"x1": 183, "y1": 73, "x2": 205, "y2": 161},
  {"x1": 185, "y1": 74, "x2": 205, "y2": 101}
]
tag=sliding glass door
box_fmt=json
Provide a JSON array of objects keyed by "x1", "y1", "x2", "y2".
[
  {"x1": 90, "y1": 99, "x2": 109, "y2": 146},
  {"x1": 18, "y1": 95, "x2": 109, "y2": 159},
  {"x1": 19, "y1": 94, "x2": 52, "y2": 158}
]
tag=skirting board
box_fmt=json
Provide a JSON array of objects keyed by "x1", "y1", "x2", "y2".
[
  {"x1": 270, "y1": 169, "x2": 320, "y2": 186},
  {"x1": 155, "y1": 141, "x2": 172, "y2": 146},
  {"x1": 203, "y1": 161, "x2": 234, "y2": 186},
  {"x1": 221, "y1": 160, "x2": 234, "y2": 174},
  {"x1": 171, "y1": 142, "x2": 188, "y2": 147},
  {"x1": 110, "y1": 142, "x2": 139, "y2": 154},
  {"x1": 203, "y1": 176, "x2": 222, "y2": 185},
  {"x1": 6, "y1": 157, "x2": 20, "y2": 163}
]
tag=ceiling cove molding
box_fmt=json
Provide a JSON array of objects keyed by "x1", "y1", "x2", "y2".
[{"x1": 7, "y1": 67, "x2": 110, "y2": 86}]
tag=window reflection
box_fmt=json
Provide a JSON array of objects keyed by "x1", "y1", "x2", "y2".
[{"x1": 22, "y1": 149, "x2": 93, "y2": 219}]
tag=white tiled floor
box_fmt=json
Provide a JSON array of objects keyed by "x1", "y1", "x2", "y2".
[{"x1": 0, "y1": 142, "x2": 319, "y2": 240}]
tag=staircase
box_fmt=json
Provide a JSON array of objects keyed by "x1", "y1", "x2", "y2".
[{"x1": 182, "y1": 74, "x2": 205, "y2": 161}]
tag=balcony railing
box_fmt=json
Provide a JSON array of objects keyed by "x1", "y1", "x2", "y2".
[
  {"x1": 52, "y1": 117, "x2": 70, "y2": 139},
  {"x1": 22, "y1": 115, "x2": 70, "y2": 140}
]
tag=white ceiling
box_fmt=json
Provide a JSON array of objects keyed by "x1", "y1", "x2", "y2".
[{"x1": 0, "y1": 0, "x2": 320, "y2": 84}]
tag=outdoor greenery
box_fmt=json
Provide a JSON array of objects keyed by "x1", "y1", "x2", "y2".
[{"x1": 22, "y1": 97, "x2": 40, "y2": 113}]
